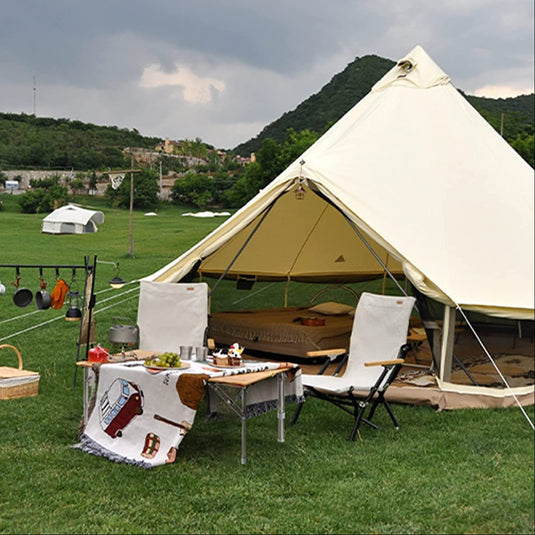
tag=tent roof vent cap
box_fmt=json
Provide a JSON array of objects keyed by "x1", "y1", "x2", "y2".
[{"x1": 397, "y1": 58, "x2": 416, "y2": 73}]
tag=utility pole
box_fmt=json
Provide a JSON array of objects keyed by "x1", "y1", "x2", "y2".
[
  {"x1": 159, "y1": 159, "x2": 163, "y2": 199},
  {"x1": 106, "y1": 160, "x2": 140, "y2": 257},
  {"x1": 500, "y1": 112, "x2": 504, "y2": 137},
  {"x1": 129, "y1": 154, "x2": 135, "y2": 257},
  {"x1": 33, "y1": 74, "x2": 37, "y2": 116}
]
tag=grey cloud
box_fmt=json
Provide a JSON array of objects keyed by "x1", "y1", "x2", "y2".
[{"x1": 0, "y1": 0, "x2": 532, "y2": 148}]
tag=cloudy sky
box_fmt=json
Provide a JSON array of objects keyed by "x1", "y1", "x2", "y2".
[{"x1": 1, "y1": 1, "x2": 533, "y2": 149}]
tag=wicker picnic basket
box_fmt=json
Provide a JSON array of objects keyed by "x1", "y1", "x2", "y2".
[{"x1": 0, "y1": 344, "x2": 40, "y2": 400}]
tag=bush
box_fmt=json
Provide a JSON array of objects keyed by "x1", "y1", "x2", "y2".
[
  {"x1": 171, "y1": 172, "x2": 214, "y2": 209},
  {"x1": 17, "y1": 182, "x2": 69, "y2": 213}
]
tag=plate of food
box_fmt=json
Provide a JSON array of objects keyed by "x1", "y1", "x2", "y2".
[
  {"x1": 209, "y1": 362, "x2": 245, "y2": 369},
  {"x1": 144, "y1": 352, "x2": 189, "y2": 370},
  {"x1": 143, "y1": 362, "x2": 190, "y2": 371}
]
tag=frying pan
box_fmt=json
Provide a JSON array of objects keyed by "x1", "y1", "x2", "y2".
[{"x1": 11, "y1": 274, "x2": 33, "y2": 308}]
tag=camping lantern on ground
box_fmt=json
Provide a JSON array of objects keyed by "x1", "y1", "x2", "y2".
[{"x1": 65, "y1": 290, "x2": 82, "y2": 321}]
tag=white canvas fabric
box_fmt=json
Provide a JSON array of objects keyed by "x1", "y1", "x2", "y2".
[
  {"x1": 302, "y1": 292, "x2": 415, "y2": 394},
  {"x1": 137, "y1": 281, "x2": 208, "y2": 352},
  {"x1": 145, "y1": 45, "x2": 533, "y2": 321},
  {"x1": 41, "y1": 204, "x2": 105, "y2": 234}
]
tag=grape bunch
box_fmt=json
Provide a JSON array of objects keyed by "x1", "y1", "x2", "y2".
[{"x1": 146, "y1": 352, "x2": 181, "y2": 368}]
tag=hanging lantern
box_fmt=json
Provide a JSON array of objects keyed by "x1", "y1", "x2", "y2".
[
  {"x1": 294, "y1": 183, "x2": 306, "y2": 200},
  {"x1": 109, "y1": 263, "x2": 126, "y2": 289},
  {"x1": 65, "y1": 290, "x2": 82, "y2": 321},
  {"x1": 295, "y1": 159, "x2": 307, "y2": 200}
]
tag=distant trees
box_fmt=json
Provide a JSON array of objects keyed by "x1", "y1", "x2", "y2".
[
  {"x1": 510, "y1": 133, "x2": 534, "y2": 167},
  {"x1": 17, "y1": 175, "x2": 69, "y2": 213},
  {"x1": 171, "y1": 172, "x2": 214, "y2": 209},
  {"x1": 104, "y1": 168, "x2": 160, "y2": 209},
  {"x1": 168, "y1": 128, "x2": 320, "y2": 209},
  {"x1": 0, "y1": 112, "x2": 161, "y2": 170},
  {"x1": 223, "y1": 128, "x2": 320, "y2": 207}
]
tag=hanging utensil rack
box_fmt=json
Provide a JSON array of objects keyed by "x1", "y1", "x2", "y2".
[{"x1": 0, "y1": 255, "x2": 98, "y2": 386}]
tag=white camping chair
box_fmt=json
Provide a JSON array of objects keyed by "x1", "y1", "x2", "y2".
[
  {"x1": 292, "y1": 292, "x2": 416, "y2": 441},
  {"x1": 136, "y1": 281, "x2": 209, "y2": 352}
]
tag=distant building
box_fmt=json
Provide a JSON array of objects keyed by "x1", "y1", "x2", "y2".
[
  {"x1": 155, "y1": 138, "x2": 180, "y2": 154},
  {"x1": 236, "y1": 153, "x2": 255, "y2": 166},
  {"x1": 4, "y1": 180, "x2": 19, "y2": 192}
]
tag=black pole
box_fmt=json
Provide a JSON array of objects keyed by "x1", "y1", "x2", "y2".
[{"x1": 72, "y1": 255, "x2": 97, "y2": 387}]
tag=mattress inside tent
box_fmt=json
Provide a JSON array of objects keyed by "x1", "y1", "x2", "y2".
[{"x1": 207, "y1": 306, "x2": 355, "y2": 359}]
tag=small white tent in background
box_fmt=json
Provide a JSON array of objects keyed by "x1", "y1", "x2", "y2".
[
  {"x1": 41, "y1": 204, "x2": 105, "y2": 234},
  {"x1": 143, "y1": 45, "x2": 534, "y2": 408}
]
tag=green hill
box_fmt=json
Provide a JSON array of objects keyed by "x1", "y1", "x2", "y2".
[
  {"x1": 0, "y1": 113, "x2": 162, "y2": 170},
  {"x1": 233, "y1": 54, "x2": 534, "y2": 157}
]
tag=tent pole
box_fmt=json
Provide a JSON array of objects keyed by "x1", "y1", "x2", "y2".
[
  {"x1": 284, "y1": 277, "x2": 290, "y2": 308},
  {"x1": 438, "y1": 305, "x2": 456, "y2": 382},
  {"x1": 209, "y1": 203, "x2": 275, "y2": 296},
  {"x1": 344, "y1": 217, "x2": 407, "y2": 296}
]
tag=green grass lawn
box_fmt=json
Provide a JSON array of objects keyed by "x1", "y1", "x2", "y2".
[{"x1": 0, "y1": 193, "x2": 533, "y2": 535}]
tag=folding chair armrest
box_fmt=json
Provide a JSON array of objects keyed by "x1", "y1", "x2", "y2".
[
  {"x1": 364, "y1": 358, "x2": 404, "y2": 367},
  {"x1": 306, "y1": 348, "x2": 347, "y2": 359},
  {"x1": 306, "y1": 348, "x2": 347, "y2": 375}
]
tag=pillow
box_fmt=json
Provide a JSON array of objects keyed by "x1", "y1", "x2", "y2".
[{"x1": 308, "y1": 301, "x2": 355, "y2": 316}]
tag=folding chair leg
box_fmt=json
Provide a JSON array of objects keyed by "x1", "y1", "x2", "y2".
[
  {"x1": 381, "y1": 398, "x2": 400, "y2": 429},
  {"x1": 349, "y1": 403, "x2": 369, "y2": 441},
  {"x1": 291, "y1": 401, "x2": 305, "y2": 426},
  {"x1": 368, "y1": 391, "x2": 400, "y2": 429}
]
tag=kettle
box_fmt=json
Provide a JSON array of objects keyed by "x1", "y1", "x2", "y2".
[{"x1": 109, "y1": 317, "x2": 139, "y2": 345}]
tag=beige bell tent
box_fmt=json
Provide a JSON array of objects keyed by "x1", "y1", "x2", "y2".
[
  {"x1": 42, "y1": 204, "x2": 105, "y2": 235},
  {"x1": 145, "y1": 45, "x2": 534, "y2": 407}
]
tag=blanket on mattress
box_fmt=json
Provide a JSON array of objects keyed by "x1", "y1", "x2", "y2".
[{"x1": 208, "y1": 306, "x2": 354, "y2": 358}]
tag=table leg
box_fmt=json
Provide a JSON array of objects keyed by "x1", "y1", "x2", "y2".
[
  {"x1": 83, "y1": 367, "x2": 89, "y2": 426},
  {"x1": 241, "y1": 388, "x2": 247, "y2": 465},
  {"x1": 206, "y1": 385, "x2": 219, "y2": 417},
  {"x1": 277, "y1": 373, "x2": 285, "y2": 443}
]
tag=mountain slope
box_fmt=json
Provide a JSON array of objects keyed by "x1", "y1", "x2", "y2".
[{"x1": 233, "y1": 54, "x2": 534, "y2": 156}]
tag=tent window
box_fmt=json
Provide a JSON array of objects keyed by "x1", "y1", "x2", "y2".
[{"x1": 236, "y1": 274, "x2": 256, "y2": 290}]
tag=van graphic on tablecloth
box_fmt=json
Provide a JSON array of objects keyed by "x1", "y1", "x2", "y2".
[{"x1": 99, "y1": 378, "x2": 144, "y2": 438}]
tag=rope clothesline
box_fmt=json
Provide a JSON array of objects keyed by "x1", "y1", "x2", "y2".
[{"x1": 0, "y1": 282, "x2": 140, "y2": 343}]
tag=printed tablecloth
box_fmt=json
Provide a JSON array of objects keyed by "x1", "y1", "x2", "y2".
[{"x1": 74, "y1": 360, "x2": 301, "y2": 468}]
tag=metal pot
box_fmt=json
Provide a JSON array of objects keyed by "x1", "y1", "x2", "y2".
[
  {"x1": 35, "y1": 276, "x2": 51, "y2": 310},
  {"x1": 35, "y1": 290, "x2": 51, "y2": 310},
  {"x1": 109, "y1": 317, "x2": 139, "y2": 345}
]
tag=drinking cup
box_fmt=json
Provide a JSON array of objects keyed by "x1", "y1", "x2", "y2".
[
  {"x1": 180, "y1": 345, "x2": 193, "y2": 360},
  {"x1": 195, "y1": 346, "x2": 208, "y2": 361}
]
